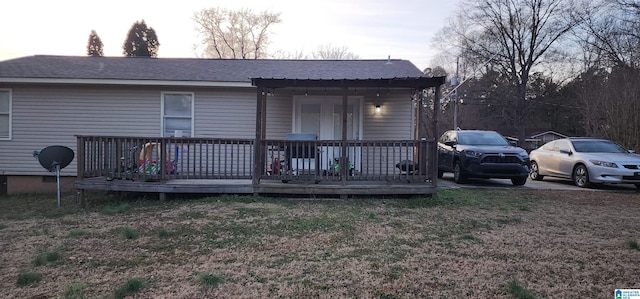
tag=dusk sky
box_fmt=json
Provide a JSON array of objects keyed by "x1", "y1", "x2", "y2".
[{"x1": 0, "y1": 0, "x2": 460, "y2": 70}]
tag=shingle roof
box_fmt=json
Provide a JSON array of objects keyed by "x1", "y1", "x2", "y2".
[{"x1": 0, "y1": 55, "x2": 426, "y2": 83}]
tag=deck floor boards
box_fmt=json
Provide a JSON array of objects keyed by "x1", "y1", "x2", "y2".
[{"x1": 75, "y1": 177, "x2": 436, "y2": 196}]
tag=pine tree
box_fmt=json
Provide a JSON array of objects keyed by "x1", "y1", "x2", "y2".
[
  {"x1": 86, "y1": 30, "x2": 104, "y2": 57},
  {"x1": 122, "y1": 20, "x2": 160, "y2": 57}
]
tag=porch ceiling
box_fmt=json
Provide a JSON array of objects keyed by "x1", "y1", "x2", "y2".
[{"x1": 251, "y1": 77, "x2": 446, "y2": 89}]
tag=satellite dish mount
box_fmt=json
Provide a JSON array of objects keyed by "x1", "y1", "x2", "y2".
[{"x1": 33, "y1": 146, "x2": 75, "y2": 208}]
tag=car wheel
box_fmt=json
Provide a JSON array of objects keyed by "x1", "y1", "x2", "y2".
[
  {"x1": 529, "y1": 161, "x2": 544, "y2": 181},
  {"x1": 511, "y1": 177, "x2": 527, "y2": 186},
  {"x1": 437, "y1": 169, "x2": 444, "y2": 179},
  {"x1": 453, "y1": 161, "x2": 466, "y2": 184},
  {"x1": 573, "y1": 164, "x2": 590, "y2": 188}
]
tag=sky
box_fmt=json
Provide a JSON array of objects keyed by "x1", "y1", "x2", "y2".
[{"x1": 0, "y1": 0, "x2": 459, "y2": 71}]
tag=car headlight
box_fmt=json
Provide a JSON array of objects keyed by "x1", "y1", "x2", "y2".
[
  {"x1": 518, "y1": 152, "x2": 529, "y2": 159},
  {"x1": 589, "y1": 160, "x2": 618, "y2": 168},
  {"x1": 464, "y1": 150, "x2": 482, "y2": 157}
]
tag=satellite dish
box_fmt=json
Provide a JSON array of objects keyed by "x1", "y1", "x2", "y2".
[
  {"x1": 37, "y1": 145, "x2": 74, "y2": 172},
  {"x1": 33, "y1": 145, "x2": 74, "y2": 208}
]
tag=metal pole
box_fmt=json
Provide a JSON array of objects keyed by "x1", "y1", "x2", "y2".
[
  {"x1": 55, "y1": 163, "x2": 61, "y2": 209},
  {"x1": 453, "y1": 57, "x2": 460, "y2": 129}
]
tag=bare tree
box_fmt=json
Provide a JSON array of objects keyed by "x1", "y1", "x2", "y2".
[
  {"x1": 569, "y1": 0, "x2": 640, "y2": 149},
  {"x1": 311, "y1": 44, "x2": 359, "y2": 60},
  {"x1": 193, "y1": 7, "x2": 281, "y2": 59},
  {"x1": 270, "y1": 49, "x2": 308, "y2": 60},
  {"x1": 448, "y1": 0, "x2": 579, "y2": 145}
]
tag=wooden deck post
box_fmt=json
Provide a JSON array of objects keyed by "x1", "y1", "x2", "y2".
[
  {"x1": 341, "y1": 86, "x2": 348, "y2": 185},
  {"x1": 432, "y1": 85, "x2": 441, "y2": 186},
  {"x1": 76, "y1": 136, "x2": 86, "y2": 208},
  {"x1": 253, "y1": 88, "x2": 265, "y2": 188}
]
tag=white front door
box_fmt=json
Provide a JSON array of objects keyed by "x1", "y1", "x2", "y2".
[
  {"x1": 293, "y1": 96, "x2": 363, "y2": 172},
  {"x1": 294, "y1": 96, "x2": 362, "y2": 140}
]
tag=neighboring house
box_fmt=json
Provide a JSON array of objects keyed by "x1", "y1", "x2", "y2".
[
  {"x1": 529, "y1": 131, "x2": 568, "y2": 145},
  {"x1": 0, "y1": 55, "x2": 445, "y2": 196},
  {"x1": 505, "y1": 130, "x2": 568, "y2": 152}
]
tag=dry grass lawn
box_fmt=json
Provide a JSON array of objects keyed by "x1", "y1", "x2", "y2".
[{"x1": 0, "y1": 188, "x2": 638, "y2": 298}]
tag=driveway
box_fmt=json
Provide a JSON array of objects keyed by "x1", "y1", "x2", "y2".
[{"x1": 437, "y1": 173, "x2": 638, "y2": 191}]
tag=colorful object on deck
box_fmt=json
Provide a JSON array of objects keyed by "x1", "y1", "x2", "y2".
[{"x1": 138, "y1": 142, "x2": 175, "y2": 174}]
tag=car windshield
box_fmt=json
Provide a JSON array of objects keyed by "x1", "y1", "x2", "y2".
[
  {"x1": 572, "y1": 140, "x2": 628, "y2": 153},
  {"x1": 457, "y1": 132, "x2": 509, "y2": 146}
]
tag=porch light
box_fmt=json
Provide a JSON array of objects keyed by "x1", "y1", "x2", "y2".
[{"x1": 375, "y1": 105, "x2": 381, "y2": 113}]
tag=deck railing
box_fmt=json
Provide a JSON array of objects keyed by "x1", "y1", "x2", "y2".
[
  {"x1": 260, "y1": 140, "x2": 432, "y2": 183},
  {"x1": 77, "y1": 136, "x2": 434, "y2": 184}
]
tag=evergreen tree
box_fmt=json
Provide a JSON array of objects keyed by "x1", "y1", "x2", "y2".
[
  {"x1": 86, "y1": 30, "x2": 104, "y2": 57},
  {"x1": 122, "y1": 20, "x2": 160, "y2": 57}
]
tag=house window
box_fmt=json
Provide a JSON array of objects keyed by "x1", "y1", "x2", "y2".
[
  {"x1": 0, "y1": 89, "x2": 11, "y2": 140},
  {"x1": 162, "y1": 92, "x2": 194, "y2": 137}
]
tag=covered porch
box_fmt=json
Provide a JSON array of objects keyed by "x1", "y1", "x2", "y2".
[{"x1": 74, "y1": 77, "x2": 445, "y2": 198}]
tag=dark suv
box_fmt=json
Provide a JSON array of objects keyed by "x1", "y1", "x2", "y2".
[{"x1": 437, "y1": 130, "x2": 530, "y2": 185}]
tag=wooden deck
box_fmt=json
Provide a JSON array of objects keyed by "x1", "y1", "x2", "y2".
[
  {"x1": 75, "y1": 136, "x2": 438, "y2": 200},
  {"x1": 75, "y1": 177, "x2": 436, "y2": 196}
]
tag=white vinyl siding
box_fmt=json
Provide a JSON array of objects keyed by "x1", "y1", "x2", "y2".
[
  {"x1": 193, "y1": 90, "x2": 256, "y2": 138},
  {"x1": 0, "y1": 86, "x2": 161, "y2": 176},
  {"x1": 362, "y1": 95, "x2": 413, "y2": 140},
  {"x1": 162, "y1": 92, "x2": 194, "y2": 137},
  {"x1": 0, "y1": 89, "x2": 11, "y2": 140}
]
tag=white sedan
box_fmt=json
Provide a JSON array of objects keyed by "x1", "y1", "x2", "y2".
[{"x1": 529, "y1": 138, "x2": 640, "y2": 189}]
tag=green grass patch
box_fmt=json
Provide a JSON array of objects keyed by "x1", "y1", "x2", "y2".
[
  {"x1": 199, "y1": 273, "x2": 224, "y2": 287},
  {"x1": 460, "y1": 233, "x2": 482, "y2": 242},
  {"x1": 276, "y1": 216, "x2": 337, "y2": 235},
  {"x1": 63, "y1": 281, "x2": 88, "y2": 299},
  {"x1": 118, "y1": 227, "x2": 139, "y2": 240},
  {"x1": 626, "y1": 240, "x2": 639, "y2": 250},
  {"x1": 101, "y1": 203, "x2": 132, "y2": 215},
  {"x1": 157, "y1": 228, "x2": 174, "y2": 238},
  {"x1": 508, "y1": 280, "x2": 536, "y2": 299},
  {"x1": 0, "y1": 193, "x2": 78, "y2": 219},
  {"x1": 395, "y1": 189, "x2": 532, "y2": 211},
  {"x1": 16, "y1": 272, "x2": 43, "y2": 287},
  {"x1": 180, "y1": 210, "x2": 207, "y2": 219},
  {"x1": 113, "y1": 278, "x2": 144, "y2": 299},
  {"x1": 496, "y1": 217, "x2": 522, "y2": 225},
  {"x1": 0, "y1": 223, "x2": 7, "y2": 230},
  {"x1": 33, "y1": 249, "x2": 62, "y2": 266},
  {"x1": 374, "y1": 291, "x2": 402, "y2": 299},
  {"x1": 68, "y1": 229, "x2": 89, "y2": 238}
]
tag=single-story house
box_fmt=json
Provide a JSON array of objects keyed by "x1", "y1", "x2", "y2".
[
  {"x1": 505, "y1": 130, "x2": 568, "y2": 152},
  {"x1": 0, "y1": 55, "x2": 445, "y2": 197}
]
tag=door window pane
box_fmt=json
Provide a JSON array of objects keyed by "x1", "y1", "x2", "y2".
[
  {"x1": 333, "y1": 104, "x2": 354, "y2": 139},
  {"x1": 301, "y1": 104, "x2": 320, "y2": 136}
]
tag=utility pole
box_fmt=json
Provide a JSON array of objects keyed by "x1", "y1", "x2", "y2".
[{"x1": 453, "y1": 57, "x2": 460, "y2": 129}]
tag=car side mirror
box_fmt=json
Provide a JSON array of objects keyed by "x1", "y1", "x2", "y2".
[
  {"x1": 508, "y1": 141, "x2": 517, "y2": 146},
  {"x1": 444, "y1": 141, "x2": 456, "y2": 147},
  {"x1": 629, "y1": 150, "x2": 636, "y2": 154},
  {"x1": 559, "y1": 149, "x2": 572, "y2": 155}
]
